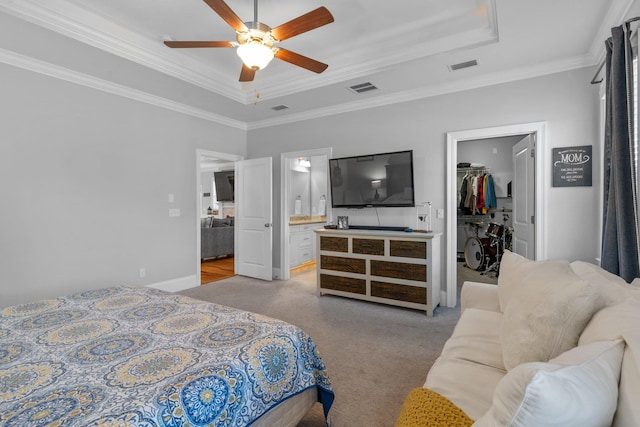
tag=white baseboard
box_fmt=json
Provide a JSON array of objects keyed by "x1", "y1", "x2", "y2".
[{"x1": 146, "y1": 275, "x2": 198, "y2": 293}]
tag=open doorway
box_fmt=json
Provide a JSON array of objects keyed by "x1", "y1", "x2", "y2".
[
  {"x1": 196, "y1": 149, "x2": 243, "y2": 285},
  {"x1": 456, "y1": 135, "x2": 527, "y2": 289},
  {"x1": 280, "y1": 148, "x2": 332, "y2": 280},
  {"x1": 446, "y1": 122, "x2": 547, "y2": 307}
]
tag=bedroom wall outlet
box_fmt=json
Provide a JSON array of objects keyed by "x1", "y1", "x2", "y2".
[{"x1": 139, "y1": 268, "x2": 146, "y2": 278}]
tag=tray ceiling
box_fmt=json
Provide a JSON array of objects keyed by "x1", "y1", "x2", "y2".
[{"x1": 0, "y1": 0, "x2": 630, "y2": 126}]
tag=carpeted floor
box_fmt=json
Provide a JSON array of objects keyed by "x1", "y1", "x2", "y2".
[{"x1": 179, "y1": 269, "x2": 463, "y2": 427}]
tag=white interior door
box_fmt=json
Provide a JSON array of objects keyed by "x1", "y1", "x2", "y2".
[
  {"x1": 512, "y1": 134, "x2": 536, "y2": 259},
  {"x1": 235, "y1": 157, "x2": 273, "y2": 281}
]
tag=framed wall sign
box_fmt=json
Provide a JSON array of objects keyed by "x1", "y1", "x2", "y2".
[{"x1": 552, "y1": 145, "x2": 592, "y2": 187}]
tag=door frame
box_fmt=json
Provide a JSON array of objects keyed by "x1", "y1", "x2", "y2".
[
  {"x1": 195, "y1": 149, "x2": 243, "y2": 284},
  {"x1": 445, "y1": 122, "x2": 547, "y2": 307},
  {"x1": 280, "y1": 148, "x2": 332, "y2": 280}
]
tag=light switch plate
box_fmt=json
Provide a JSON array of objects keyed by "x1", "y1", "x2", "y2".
[
  {"x1": 436, "y1": 208, "x2": 444, "y2": 219},
  {"x1": 169, "y1": 208, "x2": 180, "y2": 217}
]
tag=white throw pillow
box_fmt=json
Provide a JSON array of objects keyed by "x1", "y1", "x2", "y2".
[
  {"x1": 497, "y1": 250, "x2": 539, "y2": 312},
  {"x1": 500, "y1": 261, "x2": 603, "y2": 370},
  {"x1": 571, "y1": 260, "x2": 640, "y2": 305},
  {"x1": 579, "y1": 300, "x2": 640, "y2": 345},
  {"x1": 473, "y1": 340, "x2": 624, "y2": 427}
]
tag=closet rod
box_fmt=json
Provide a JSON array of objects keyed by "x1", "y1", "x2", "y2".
[
  {"x1": 457, "y1": 166, "x2": 491, "y2": 173},
  {"x1": 591, "y1": 16, "x2": 640, "y2": 84}
]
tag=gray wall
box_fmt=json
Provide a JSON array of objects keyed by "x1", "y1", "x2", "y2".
[
  {"x1": 0, "y1": 63, "x2": 246, "y2": 307},
  {"x1": 247, "y1": 68, "x2": 601, "y2": 274}
]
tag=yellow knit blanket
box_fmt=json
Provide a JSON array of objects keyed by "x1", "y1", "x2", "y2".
[{"x1": 395, "y1": 388, "x2": 473, "y2": 427}]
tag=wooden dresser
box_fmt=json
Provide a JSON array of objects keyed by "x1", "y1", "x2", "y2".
[{"x1": 315, "y1": 229, "x2": 442, "y2": 316}]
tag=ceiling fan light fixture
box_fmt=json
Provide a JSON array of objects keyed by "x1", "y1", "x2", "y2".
[{"x1": 237, "y1": 41, "x2": 274, "y2": 70}]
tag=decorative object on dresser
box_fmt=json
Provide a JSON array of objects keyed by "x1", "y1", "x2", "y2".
[{"x1": 315, "y1": 229, "x2": 441, "y2": 316}]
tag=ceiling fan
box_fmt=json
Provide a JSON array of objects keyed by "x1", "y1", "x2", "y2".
[{"x1": 164, "y1": 0, "x2": 334, "y2": 82}]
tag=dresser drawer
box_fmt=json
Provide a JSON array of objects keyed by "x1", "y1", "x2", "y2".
[
  {"x1": 371, "y1": 281, "x2": 427, "y2": 304},
  {"x1": 390, "y1": 240, "x2": 427, "y2": 259},
  {"x1": 353, "y1": 238, "x2": 384, "y2": 255},
  {"x1": 320, "y1": 236, "x2": 348, "y2": 252},
  {"x1": 320, "y1": 274, "x2": 366, "y2": 294},
  {"x1": 321, "y1": 255, "x2": 366, "y2": 274},
  {"x1": 370, "y1": 260, "x2": 427, "y2": 282}
]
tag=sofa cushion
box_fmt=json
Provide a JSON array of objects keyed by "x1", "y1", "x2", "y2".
[
  {"x1": 500, "y1": 261, "x2": 603, "y2": 370},
  {"x1": 211, "y1": 218, "x2": 232, "y2": 227},
  {"x1": 460, "y1": 282, "x2": 501, "y2": 314},
  {"x1": 425, "y1": 357, "x2": 506, "y2": 421},
  {"x1": 441, "y1": 308, "x2": 504, "y2": 371},
  {"x1": 395, "y1": 388, "x2": 473, "y2": 427},
  {"x1": 570, "y1": 260, "x2": 640, "y2": 305},
  {"x1": 497, "y1": 250, "x2": 553, "y2": 312},
  {"x1": 579, "y1": 301, "x2": 640, "y2": 427},
  {"x1": 473, "y1": 340, "x2": 624, "y2": 427}
]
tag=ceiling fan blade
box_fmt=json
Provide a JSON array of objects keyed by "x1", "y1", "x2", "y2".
[
  {"x1": 275, "y1": 48, "x2": 328, "y2": 74},
  {"x1": 164, "y1": 41, "x2": 234, "y2": 48},
  {"x1": 270, "y1": 7, "x2": 334, "y2": 41},
  {"x1": 203, "y1": 0, "x2": 248, "y2": 32},
  {"x1": 239, "y1": 64, "x2": 256, "y2": 82}
]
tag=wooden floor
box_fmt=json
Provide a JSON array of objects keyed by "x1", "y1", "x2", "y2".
[
  {"x1": 201, "y1": 256, "x2": 235, "y2": 284},
  {"x1": 290, "y1": 260, "x2": 316, "y2": 276}
]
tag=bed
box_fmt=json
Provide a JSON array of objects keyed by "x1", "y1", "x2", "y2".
[{"x1": 0, "y1": 286, "x2": 333, "y2": 426}]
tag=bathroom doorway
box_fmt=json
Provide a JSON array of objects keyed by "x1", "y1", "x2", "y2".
[{"x1": 280, "y1": 148, "x2": 332, "y2": 280}]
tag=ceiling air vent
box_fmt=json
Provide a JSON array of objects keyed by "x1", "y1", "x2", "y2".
[
  {"x1": 448, "y1": 60, "x2": 478, "y2": 72},
  {"x1": 348, "y1": 82, "x2": 378, "y2": 94},
  {"x1": 271, "y1": 104, "x2": 290, "y2": 111}
]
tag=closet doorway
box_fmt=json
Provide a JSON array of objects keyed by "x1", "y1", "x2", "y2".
[
  {"x1": 456, "y1": 135, "x2": 526, "y2": 287},
  {"x1": 446, "y1": 122, "x2": 546, "y2": 308}
]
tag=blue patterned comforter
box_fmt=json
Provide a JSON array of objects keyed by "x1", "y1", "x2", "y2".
[{"x1": 0, "y1": 286, "x2": 333, "y2": 426}]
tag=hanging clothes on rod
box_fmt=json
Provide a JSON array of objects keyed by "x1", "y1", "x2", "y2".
[{"x1": 457, "y1": 166, "x2": 497, "y2": 215}]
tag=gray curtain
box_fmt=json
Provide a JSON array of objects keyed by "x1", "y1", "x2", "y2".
[{"x1": 601, "y1": 25, "x2": 640, "y2": 282}]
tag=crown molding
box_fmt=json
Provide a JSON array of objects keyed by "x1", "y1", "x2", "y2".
[
  {"x1": 0, "y1": 47, "x2": 247, "y2": 130},
  {"x1": 0, "y1": 0, "x2": 246, "y2": 103},
  {"x1": 0, "y1": 40, "x2": 595, "y2": 134},
  {"x1": 245, "y1": 26, "x2": 499, "y2": 103},
  {"x1": 1, "y1": 0, "x2": 500, "y2": 105},
  {"x1": 240, "y1": 1, "x2": 500, "y2": 103},
  {"x1": 587, "y1": 0, "x2": 635, "y2": 63},
  {"x1": 247, "y1": 54, "x2": 593, "y2": 130}
]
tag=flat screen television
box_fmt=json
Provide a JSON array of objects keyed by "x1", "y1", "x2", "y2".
[
  {"x1": 329, "y1": 150, "x2": 415, "y2": 208},
  {"x1": 214, "y1": 170, "x2": 235, "y2": 202}
]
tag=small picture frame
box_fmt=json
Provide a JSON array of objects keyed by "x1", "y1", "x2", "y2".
[{"x1": 337, "y1": 216, "x2": 349, "y2": 230}]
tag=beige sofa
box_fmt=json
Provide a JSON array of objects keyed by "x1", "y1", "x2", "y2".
[{"x1": 412, "y1": 251, "x2": 640, "y2": 426}]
